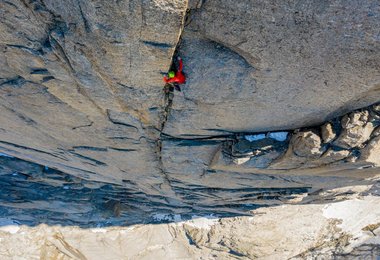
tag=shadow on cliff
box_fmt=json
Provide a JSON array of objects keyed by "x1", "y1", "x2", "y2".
[
  {"x1": 0, "y1": 154, "x2": 379, "y2": 228},
  {"x1": 0, "y1": 155, "x2": 317, "y2": 228}
]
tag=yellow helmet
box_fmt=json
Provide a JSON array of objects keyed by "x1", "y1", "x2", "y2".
[{"x1": 168, "y1": 71, "x2": 175, "y2": 78}]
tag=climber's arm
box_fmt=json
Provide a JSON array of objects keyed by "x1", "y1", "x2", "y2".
[{"x1": 165, "y1": 77, "x2": 177, "y2": 83}]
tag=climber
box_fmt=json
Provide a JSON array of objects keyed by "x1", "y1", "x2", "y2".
[{"x1": 163, "y1": 57, "x2": 186, "y2": 91}]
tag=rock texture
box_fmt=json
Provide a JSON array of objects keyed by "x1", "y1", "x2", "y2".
[
  {"x1": 0, "y1": 155, "x2": 314, "y2": 225},
  {"x1": 0, "y1": 0, "x2": 378, "y2": 191},
  {"x1": 334, "y1": 110, "x2": 375, "y2": 148},
  {"x1": 0, "y1": 0, "x2": 188, "y2": 199},
  {"x1": 0, "y1": 188, "x2": 379, "y2": 259},
  {"x1": 360, "y1": 135, "x2": 380, "y2": 167},
  {"x1": 0, "y1": 0, "x2": 378, "y2": 184},
  {"x1": 211, "y1": 103, "x2": 380, "y2": 173},
  {"x1": 321, "y1": 122, "x2": 336, "y2": 143},
  {"x1": 0, "y1": 1, "x2": 379, "y2": 257},
  {"x1": 164, "y1": 0, "x2": 380, "y2": 137}
]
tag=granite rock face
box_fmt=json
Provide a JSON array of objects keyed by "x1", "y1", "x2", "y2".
[
  {"x1": 0, "y1": 0, "x2": 188, "y2": 199},
  {"x1": 0, "y1": 0, "x2": 380, "y2": 258},
  {"x1": 164, "y1": 0, "x2": 380, "y2": 137},
  {"x1": 0, "y1": 0, "x2": 379, "y2": 251}
]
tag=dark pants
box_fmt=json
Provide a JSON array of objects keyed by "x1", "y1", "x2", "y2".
[
  {"x1": 173, "y1": 84, "x2": 181, "y2": 92},
  {"x1": 165, "y1": 83, "x2": 181, "y2": 92}
]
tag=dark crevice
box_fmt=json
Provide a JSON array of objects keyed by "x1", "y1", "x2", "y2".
[
  {"x1": 30, "y1": 68, "x2": 49, "y2": 75},
  {"x1": 141, "y1": 40, "x2": 173, "y2": 49},
  {"x1": 106, "y1": 110, "x2": 140, "y2": 131},
  {"x1": 72, "y1": 121, "x2": 94, "y2": 130},
  {"x1": 161, "y1": 132, "x2": 235, "y2": 141},
  {"x1": 228, "y1": 249, "x2": 248, "y2": 258},
  {"x1": 184, "y1": 230, "x2": 202, "y2": 249},
  {"x1": 3, "y1": 0, "x2": 19, "y2": 9},
  {"x1": 0, "y1": 141, "x2": 67, "y2": 161},
  {"x1": 0, "y1": 76, "x2": 26, "y2": 87},
  {"x1": 152, "y1": 5, "x2": 191, "y2": 203},
  {"x1": 116, "y1": 82, "x2": 134, "y2": 90},
  {"x1": 108, "y1": 148, "x2": 137, "y2": 152},
  {"x1": 48, "y1": 36, "x2": 74, "y2": 71},
  {"x1": 68, "y1": 151, "x2": 107, "y2": 166},
  {"x1": 5, "y1": 44, "x2": 43, "y2": 56},
  {"x1": 41, "y1": 76, "x2": 55, "y2": 82},
  {"x1": 72, "y1": 146, "x2": 107, "y2": 151},
  {"x1": 77, "y1": 0, "x2": 91, "y2": 33}
]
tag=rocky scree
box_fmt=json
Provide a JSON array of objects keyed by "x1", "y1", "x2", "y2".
[{"x1": 211, "y1": 102, "x2": 380, "y2": 172}]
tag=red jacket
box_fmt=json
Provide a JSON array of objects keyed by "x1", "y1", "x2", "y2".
[{"x1": 164, "y1": 58, "x2": 186, "y2": 84}]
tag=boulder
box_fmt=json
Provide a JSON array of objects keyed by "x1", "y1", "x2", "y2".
[
  {"x1": 321, "y1": 123, "x2": 336, "y2": 143},
  {"x1": 314, "y1": 149, "x2": 350, "y2": 166},
  {"x1": 291, "y1": 131, "x2": 324, "y2": 158},
  {"x1": 360, "y1": 136, "x2": 380, "y2": 167},
  {"x1": 334, "y1": 111, "x2": 375, "y2": 149}
]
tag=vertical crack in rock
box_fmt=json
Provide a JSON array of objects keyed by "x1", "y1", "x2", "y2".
[
  {"x1": 152, "y1": 2, "x2": 190, "y2": 204},
  {"x1": 155, "y1": 85, "x2": 176, "y2": 198},
  {"x1": 158, "y1": 0, "x2": 196, "y2": 139}
]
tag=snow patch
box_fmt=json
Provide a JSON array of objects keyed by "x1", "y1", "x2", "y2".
[
  {"x1": 152, "y1": 214, "x2": 218, "y2": 229},
  {"x1": 153, "y1": 214, "x2": 182, "y2": 222},
  {"x1": 245, "y1": 134, "x2": 266, "y2": 142},
  {"x1": 0, "y1": 219, "x2": 20, "y2": 234},
  {"x1": 268, "y1": 132, "x2": 288, "y2": 141},
  {"x1": 91, "y1": 228, "x2": 108, "y2": 233},
  {"x1": 323, "y1": 196, "x2": 380, "y2": 247},
  {"x1": 184, "y1": 215, "x2": 219, "y2": 230},
  {"x1": 245, "y1": 132, "x2": 288, "y2": 142}
]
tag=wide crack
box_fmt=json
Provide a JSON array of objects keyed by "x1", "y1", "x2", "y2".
[{"x1": 152, "y1": 4, "x2": 191, "y2": 205}]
